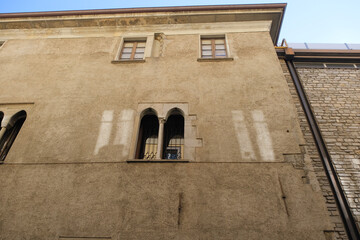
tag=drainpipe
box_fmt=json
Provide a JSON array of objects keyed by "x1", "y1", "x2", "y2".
[{"x1": 285, "y1": 59, "x2": 360, "y2": 240}]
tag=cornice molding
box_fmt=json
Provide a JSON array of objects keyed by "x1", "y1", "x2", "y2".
[
  {"x1": 0, "y1": 4, "x2": 286, "y2": 18},
  {"x1": 0, "y1": 4, "x2": 286, "y2": 44}
]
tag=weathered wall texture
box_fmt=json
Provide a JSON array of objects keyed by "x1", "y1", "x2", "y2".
[
  {"x1": 0, "y1": 163, "x2": 333, "y2": 240},
  {"x1": 0, "y1": 15, "x2": 339, "y2": 239},
  {"x1": 295, "y1": 66, "x2": 360, "y2": 236},
  {"x1": 280, "y1": 59, "x2": 360, "y2": 239},
  {"x1": 0, "y1": 31, "x2": 304, "y2": 164}
]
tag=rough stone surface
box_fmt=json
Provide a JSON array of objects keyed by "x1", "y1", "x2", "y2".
[{"x1": 280, "y1": 60, "x2": 360, "y2": 239}]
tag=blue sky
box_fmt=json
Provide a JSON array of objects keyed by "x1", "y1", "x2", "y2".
[{"x1": 1, "y1": 0, "x2": 359, "y2": 44}]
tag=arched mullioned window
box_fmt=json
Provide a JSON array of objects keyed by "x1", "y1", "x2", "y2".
[
  {"x1": 162, "y1": 108, "x2": 184, "y2": 160},
  {"x1": 0, "y1": 110, "x2": 27, "y2": 162},
  {"x1": 135, "y1": 109, "x2": 159, "y2": 160}
]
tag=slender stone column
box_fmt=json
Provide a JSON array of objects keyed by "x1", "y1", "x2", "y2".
[{"x1": 156, "y1": 118, "x2": 166, "y2": 159}]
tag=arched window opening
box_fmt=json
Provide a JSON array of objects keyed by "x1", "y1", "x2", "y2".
[
  {"x1": 163, "y1": 114, "x2": 184, "y2": 159},
  {"x1": 136, "y1": 113, "x2": 159, "y2": 160},
  {"x1": 0, "y1": 110, "x2": 27, "y2": 162},
  {"x1": 0, "y1": 111, "x2": 3, "y2": 124}
]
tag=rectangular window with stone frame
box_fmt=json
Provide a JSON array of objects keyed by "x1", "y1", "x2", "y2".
[
  {"x1": 201, "y1": 37, "x2": 227, "y2": 59},
  {"x1": 120, "y1": 41, "x2": 146, "y2": 60}
]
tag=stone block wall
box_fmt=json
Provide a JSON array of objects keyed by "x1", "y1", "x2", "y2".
[
  {"x1": 296, "y1": 66, "x2": 360, "y2": 225},
  {"x1": 280, "y1": 60, "x2": 357, "y2": 239}
]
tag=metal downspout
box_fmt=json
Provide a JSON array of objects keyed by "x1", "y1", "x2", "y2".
[{"x1": 285, "y1": 60, "x2": 360, "y2": 240}]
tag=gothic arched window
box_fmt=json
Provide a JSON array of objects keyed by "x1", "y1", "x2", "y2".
[
  {"x1": 163, "y1": 109, "x2": 184, "y2": 160},
  {"x1": 135, "y1": 109, "x2": 159, "y2": 160},
  {"x1": 0, "y1": 110, "x2": 27, "y2": 162}
]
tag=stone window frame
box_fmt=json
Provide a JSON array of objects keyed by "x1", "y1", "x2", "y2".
[
  {"x1": 128, "y1": 103, "x2": 202, "y2": 162},
  {"x1": 0, "y1": 110, "x2": 27, "y2": 163},
  {"x1": 197, "y1": 34, "x2": 233, "y2": 62},
  {"x1": 134, "y1": 106, "x2": 185, "y2": 161},
  {"x1": 111, "y1": 35, "x2": 154, "y2": 64},
  {"x1": 0, "y1": 40, "x2": 5, "y2": 49}
]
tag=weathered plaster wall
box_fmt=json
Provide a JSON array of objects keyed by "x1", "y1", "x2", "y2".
[
  {"x1": 0, "y1": 22, "x2": 337, "y2": 239},
  {"x1": 0, "y1": 30, "x2": 302, "y2": 163},
  {"x1": 0, "y1": 163, "x2": 333, "y2": 240}
]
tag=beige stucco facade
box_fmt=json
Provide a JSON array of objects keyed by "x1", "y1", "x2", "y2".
[{"x1": 0, "y1": 5, "x2": 339, "y2": 239}]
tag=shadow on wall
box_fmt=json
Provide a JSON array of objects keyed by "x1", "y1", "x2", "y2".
[
  {"x1": 93, "y1": 109, "x2": 135, "y2": 158},
  {"x1": 232, "y1": 110, "x2": 274, "y2": 161}
]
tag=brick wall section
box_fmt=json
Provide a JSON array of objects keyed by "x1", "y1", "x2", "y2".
[{"x1": 280, "y1": 60, "x2": 349, "y2": 239}]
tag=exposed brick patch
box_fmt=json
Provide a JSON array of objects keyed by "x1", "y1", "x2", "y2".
[{"x1": 280, "y1": 60, "x2": 349, "y2": 240}]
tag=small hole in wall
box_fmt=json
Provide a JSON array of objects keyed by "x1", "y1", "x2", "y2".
[
  {"x1": 286, "y1": 130, "x2": 289, "y2": 133},
  {"x1": 301, "y1": 176, "x2": 308, "y2": 184}
]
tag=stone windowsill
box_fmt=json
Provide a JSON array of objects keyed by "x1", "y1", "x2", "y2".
[
  {"x1": 127, "y1": 159, "x2": 189, "y2": 163},
  {"x1": 197, "y1": 57, "x2": 234, "y2": 62},
  {"x1": 111, "y1": 59, "x2": 146, "y2": 64}
]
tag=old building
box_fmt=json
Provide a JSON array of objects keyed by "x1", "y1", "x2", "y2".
[{"x1": 0, "y1": 4, "x2": 359, "y2": 240}]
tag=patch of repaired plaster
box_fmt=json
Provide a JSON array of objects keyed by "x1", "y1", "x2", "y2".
[
  {"x1": 94, "y1": 110, "x2": 114, "y2": 155},
  {"x1": 252, "y1": 110, "x2": 275, "y2": 161},
  {"x1": 113, "y1": 109, "x2": 135, "y2": 157},
  {"x1": 232, "y1": 110, "x2": 256, "y2": 161}
]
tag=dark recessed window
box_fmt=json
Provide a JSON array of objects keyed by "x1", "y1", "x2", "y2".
[
  {"x1": 0, "y1": 110, "x2": 27, "y2": 162},
  {"x1": 163, "y1": 114, "x2": 184, "y2": 160},
  {"x1": 135, "y1": 110, "x2": 159, "y2": 160},
  {"x1": 162, "y1": 108, "x2": 185, "y2": 159}
]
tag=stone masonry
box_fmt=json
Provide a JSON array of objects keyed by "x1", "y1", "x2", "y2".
[
  {"x1": 296, "y1": 66, "x2": 360, "y2": 227},
  {"x1": 280, "y1": 60, "x2": 358, "y2": 239}
]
